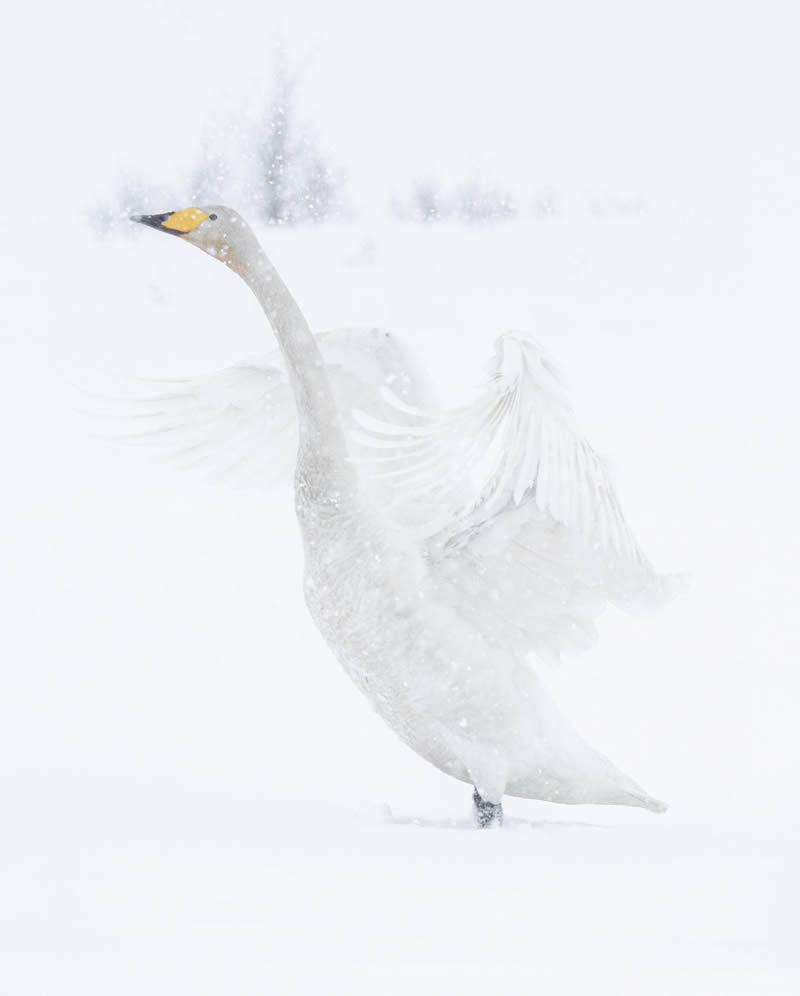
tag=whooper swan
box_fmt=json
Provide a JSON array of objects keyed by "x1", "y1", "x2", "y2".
[{"x1": 130, "y1": 205, "x2": 683, "y2": 826}]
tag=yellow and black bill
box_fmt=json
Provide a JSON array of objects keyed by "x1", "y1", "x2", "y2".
[{"x1": 130, "y1": 207, "x2": 210, "y2": 236}]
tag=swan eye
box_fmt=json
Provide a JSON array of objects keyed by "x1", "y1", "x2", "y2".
[{"x1": 209, "y1": 213, "x2": 218, "y2": 221}]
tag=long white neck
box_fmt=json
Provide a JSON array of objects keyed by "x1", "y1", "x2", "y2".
[{"x1": 230, "y1": 230, "x2": 355, "y2": 499}]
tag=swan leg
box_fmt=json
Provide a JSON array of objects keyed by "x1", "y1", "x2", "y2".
[{"x1": 473, "y1": 788, "x2": 503, "y2": 828}]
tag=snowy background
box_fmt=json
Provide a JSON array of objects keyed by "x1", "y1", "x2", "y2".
[{"x1": 2, "y1": 1, "x2": 798, "y2": 992}]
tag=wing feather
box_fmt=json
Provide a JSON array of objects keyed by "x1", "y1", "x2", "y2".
[
  {"x1": 79, "y1": 328, "x2": 434, "y2": 490},
  {"x1": 358, "y1": 331, "x2": 686, "y2": 663}
]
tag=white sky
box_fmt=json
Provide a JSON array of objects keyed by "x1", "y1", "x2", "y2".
[{"x1": 6, "y1": 0, "x2": 800, "y2": 220}]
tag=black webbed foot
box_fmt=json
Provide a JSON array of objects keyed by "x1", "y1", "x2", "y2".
[{"x1": 473, "y1": 788, "x2": 503, "y2": 828}]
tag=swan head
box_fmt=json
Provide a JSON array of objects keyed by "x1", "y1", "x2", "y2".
[{"x1": 131, "y1": 205, "x2": 255, "y2": 271}]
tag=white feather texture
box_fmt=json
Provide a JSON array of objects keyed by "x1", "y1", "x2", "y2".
[
  {"x1": 355, "y1": 332, "x2": 687, "y2": 665},
  {"x1": 79, "y1": 328, "x2": 434, "y2": 488}
]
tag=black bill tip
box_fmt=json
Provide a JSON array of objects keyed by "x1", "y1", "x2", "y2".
[{"x1": 130, "y1": 212, "x2": 183, "y2": 235}]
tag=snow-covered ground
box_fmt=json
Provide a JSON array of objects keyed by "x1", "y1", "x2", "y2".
[{"x1": 0, "y1": 203, "x2": 797, "y2": 993}]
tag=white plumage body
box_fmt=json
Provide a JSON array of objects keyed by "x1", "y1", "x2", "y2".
[
  {"x1": 124, "y1": 205, "x2": 682, "y2": 814},
  {"x1": 297, "y1": 458, "x2": 663, "y2": 810}
]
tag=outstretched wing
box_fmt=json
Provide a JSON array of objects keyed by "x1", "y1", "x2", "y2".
[
  {"x1": 357, "y1": 332, "x2": 685, "y2": 663},
  {"x1": 79, "y1": 328, "x2": 434, "y2": 489}
]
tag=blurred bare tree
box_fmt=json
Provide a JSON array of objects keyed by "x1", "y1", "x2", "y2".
[
  {"x1": 186, "y1": 38, "x2": 344, "y2": 224},
  {"x1": 454, "y1": 181, "x2": 517, "y2": 222},
  {"x1": 394, "y1": 177, "x2": 517, "y2": 223},
  {"x1": 252, "y1": 41, "x2": 343, "y2": 225}
]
